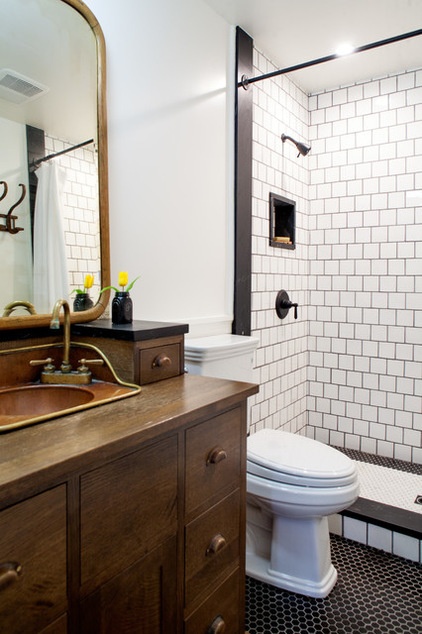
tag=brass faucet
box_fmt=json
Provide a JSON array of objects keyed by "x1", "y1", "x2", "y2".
[
  {"x1": 50, "y1": 299, "x2": 72, "y2": 373},
  {"x1": 29, "y1": 299, "x2": 104, "y2": 384},
  {"x1": 2, "y1": 300, "x2": 37, "y2": 317}
]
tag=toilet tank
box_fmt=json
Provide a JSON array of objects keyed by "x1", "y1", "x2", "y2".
[{"x1": 184, "y1": 334, "x2": 259, "y2": 383}]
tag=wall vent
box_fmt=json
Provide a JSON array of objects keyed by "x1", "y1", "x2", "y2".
[{"x1": 0, "y1": 69, "x2": 49, "y2": 105}]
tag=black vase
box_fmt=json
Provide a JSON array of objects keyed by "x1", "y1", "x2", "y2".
[
  {"x1": 73, "y1": 292, "x2": 94, "y2": 312},
  {"x1": 112, "y1": 291, "x2": 133, "y2": 324}
]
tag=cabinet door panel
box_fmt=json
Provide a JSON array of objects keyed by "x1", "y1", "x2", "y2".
[
  {"x1": 80, "y1": 537, "x2": 178, "y2": 634},
  {"x1": 80, "y1": 435, "x2": 178, "y2": 587},
  {"x1": 0, "y1": 486, "x2": 67, "y2": 634},
  {"x1": 185, "y1": 408, "x2": 241, "y2": 515}
]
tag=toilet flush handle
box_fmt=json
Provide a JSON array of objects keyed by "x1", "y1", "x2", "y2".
[{"x1": 275, "y1": 290, "x2": 298, "y2": 320}]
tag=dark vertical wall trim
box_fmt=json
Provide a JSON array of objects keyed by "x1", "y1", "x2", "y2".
[
  {"x1": 26, "y1": 125, "x2": 45, "y2": 249},
  {"x1": 233, "y1": 27, "x2": 253, "y2": 336}
]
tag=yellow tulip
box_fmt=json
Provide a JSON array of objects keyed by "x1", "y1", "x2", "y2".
[
  {"x1": 118, "y1": 271, "x2": 129, "y2": 288},
  {"x1": 84, "y1": 274, "x2": 94, "y2": 290}
]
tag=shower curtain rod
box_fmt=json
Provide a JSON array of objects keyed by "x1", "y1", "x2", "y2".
[
  {"x1": 239, "y1": 28, "x2": 422, "y2": 89},
  {"x1": 30, "y1": 138, "x2": 95, "y2": 171}
]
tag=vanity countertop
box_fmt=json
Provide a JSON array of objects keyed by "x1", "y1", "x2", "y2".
[
  {"x1": 0, "y1": 373, "x2": 258, "y2": 507},
  {"x1": 71, "y1": 319, "x2": 189, "y2": 341},
  {"x1": 0, "y1": 319, "x2": 189, "y2": 345}
]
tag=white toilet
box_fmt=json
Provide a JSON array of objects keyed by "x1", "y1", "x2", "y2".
[
  {"x1": 246, "y1": 428, "x2": 359, "y2": 598},
  {"x1": 185, "y1": 335, "x2": 359, "y2": 599}
]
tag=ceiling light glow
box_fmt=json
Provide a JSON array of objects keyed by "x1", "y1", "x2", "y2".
[{"x1": 335, "y1": 43, "x2": 355, "y2": 56}]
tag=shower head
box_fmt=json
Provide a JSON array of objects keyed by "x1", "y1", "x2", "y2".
[{"x1": 281, "y1": 133, "x2": 311, "y2": 158}]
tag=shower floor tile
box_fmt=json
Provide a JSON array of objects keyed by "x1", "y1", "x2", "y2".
[
  {"x1": 245, "y1": 534, "x2": 422, "y2": 634},
  {"x1": 355, "y1": 461, "x2": 422, "y2": 515}
]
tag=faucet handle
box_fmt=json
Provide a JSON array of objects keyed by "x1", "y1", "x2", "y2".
[
  {"x1": 77, "y1": 358, "x2": 104, "y2": 374},
  {"x1": 29, "y1": 357, "x2": 56, "y2": 373}
]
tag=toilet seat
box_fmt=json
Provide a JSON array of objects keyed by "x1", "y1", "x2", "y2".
[
  {"x1": 247, "y1": 471, "x2": 359, "y2": 510},
  {"x1": 247, "y1": 429, "x2": 356, "y2": 488}
]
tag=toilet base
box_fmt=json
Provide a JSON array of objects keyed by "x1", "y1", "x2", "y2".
[
  {"x1": 246, "y1": 501, "x2": 338, "y2": 598},
  {"x1": 246, "y1": 551, "x2": 337, "y2": 599}
]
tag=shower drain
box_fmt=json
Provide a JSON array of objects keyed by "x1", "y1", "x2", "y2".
[{"x1": 414, "y1": 495, "x2": 422, "y2": 505}]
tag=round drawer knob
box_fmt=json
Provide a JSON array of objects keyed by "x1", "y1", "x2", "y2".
[
  {"x1": 206, "y1": 447, "x2": 227, "y2": 465},
  {"x1": 207, "y1": 615, "x2": 226, "y2": 634},
  {"x1": 152, "y1": 353, "x2": 172, "y2": 368},
  {"x1": 206, "y1": 533, "x2": 227, "y2": 555},
  {"x1": 0, "y1": 562, "x2": 22, "y2": 591}
]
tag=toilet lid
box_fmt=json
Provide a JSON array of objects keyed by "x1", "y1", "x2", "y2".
[{"x1": 247, "y1": 429, "x2": 356, "y2": 487}]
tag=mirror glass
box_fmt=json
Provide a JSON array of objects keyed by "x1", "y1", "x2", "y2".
[{"x1": 0, "y1": 0, "x2": 110, "y2": 330}]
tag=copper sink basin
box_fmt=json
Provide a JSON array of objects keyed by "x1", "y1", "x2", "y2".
[
  {"x1": 0, "y1": 342, "x2": 142, "y2": 432},
  {"x1": 0, "y1": 381, "x2": 141, "y2": 432},
  {"x1": 0, "y1": 384, "x2": 96, "y2": 416}
]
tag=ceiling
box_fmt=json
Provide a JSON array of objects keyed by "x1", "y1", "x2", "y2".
[{"x1": 203, "y1": 0, "x2": 422, "y2": 94}]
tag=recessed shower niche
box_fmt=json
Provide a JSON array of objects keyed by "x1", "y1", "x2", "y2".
[{"x1": 269, "y1": 193, "x2": 295, "y2": 250}]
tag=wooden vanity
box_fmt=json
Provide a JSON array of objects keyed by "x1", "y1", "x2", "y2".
[{"x1": 0, "y1": 370, "x2": 258, "y2": 633}]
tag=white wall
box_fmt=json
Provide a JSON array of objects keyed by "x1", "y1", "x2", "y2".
[
  {"x1": 0, "y1": 117, "x2": 32, "y2": 311},
  {"x1": 86, "y1": 1, "x2": 421, "y2": 462},
  {"x1": 87, "y1": 0, "x2": 234, "y2": 336}
]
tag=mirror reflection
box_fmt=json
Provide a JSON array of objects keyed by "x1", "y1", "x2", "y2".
[{"x1": 0, "y1": 0, "x2": 109, "y2": 327}]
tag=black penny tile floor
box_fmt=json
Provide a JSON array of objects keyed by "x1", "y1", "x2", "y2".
[{"x1": 245, "y1": 534, "x2": 422, "y2": 634}]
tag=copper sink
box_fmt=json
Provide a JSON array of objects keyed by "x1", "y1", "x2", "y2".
[
  {"x1": 0, "y1": 384, "x2": 95, "y2": 415},
  {"x1": 0, "y1": 342, "x2": 141, "y2": 432}
]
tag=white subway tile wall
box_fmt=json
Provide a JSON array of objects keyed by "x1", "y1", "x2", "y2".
[
  {"x1": 250, "y1": 47, "x2": 421, "y2": 464},
  {"x1": 249, "y1": 48, "x2": 310, "y2": 437},
  {"x1": 44, "y1": 135, "x2": 101, "y2": 299},
  {"x1": 308, "y1": 70, "x2": 422, "y2": 464}
]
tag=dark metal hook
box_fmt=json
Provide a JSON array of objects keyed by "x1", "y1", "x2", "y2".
[
  {"x1": 0, "y1": 183, "x2": 26, "y2": 234},
  {"x1": 7, "y1": 183, "x2": 26, "y2": 217},
  {"x1": 0, "y1": 181, "x2": 8, "y2": 202}
]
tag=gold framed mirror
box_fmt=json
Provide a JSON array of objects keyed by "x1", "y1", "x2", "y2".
[{"x1": 0, "y1": 0, "x2": 110, "y2": 330}]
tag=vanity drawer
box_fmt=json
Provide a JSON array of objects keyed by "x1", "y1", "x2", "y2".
[
  {"x1": 0, "y1": 486, "x2": 67, "y2": 634},
  {"x1": 185, "y1": 408, "x2": 242, "y2": 515},
  {"x1": 184, "y1": 569, "x2": 242, "y2": 634},
  {"x1": 185, "y1": 489, "x2": 240, "y2": 606},
  {"x1": 138, "y1": 340, "x2": 182, "y2": 384},
  {"x1": 80, "y1": 435, "x2": 178, "y2": 589}
]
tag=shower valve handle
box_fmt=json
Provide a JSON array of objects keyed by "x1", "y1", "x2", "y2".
[{"x1": 275, "y1": 290, "x2": 299, "y2": 320}]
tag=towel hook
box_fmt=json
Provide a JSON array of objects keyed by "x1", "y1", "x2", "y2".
[
  {"x1": 0, "y1": 181, "x2": 8, "y2": 202},
  {"x1": 0, "y1": 183, "x2": 26, "y2": 234}
]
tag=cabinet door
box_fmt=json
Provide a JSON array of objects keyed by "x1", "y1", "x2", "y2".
[
  {"x1": 80, "y1": 537, "x2": 178, "y2": 634},
  {"x1": 80, "y1": 435, "x2": 178, "y2": 590},
  {"x1": 0, "y1": 486, "x2": 67, "y2": 634}
]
